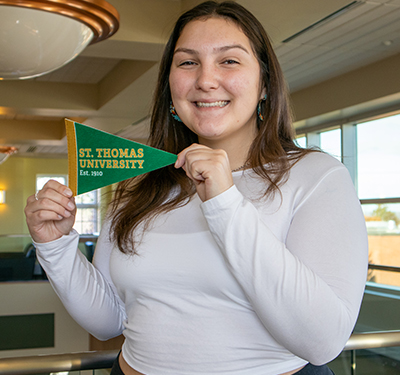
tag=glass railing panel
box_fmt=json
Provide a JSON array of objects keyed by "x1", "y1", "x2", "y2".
[
  {"x1": 330, "y1": 348, "x2": 400, "y2": 374},
  {"x1": 367, "y1": 268, "x2": 400, "y2": 287},
  {"x1": 329, "y1": 331, "x2": 400, "y2": 374},
  {"x1": 328, "y1": 350, "x2": 352, "y2": 374},
  {"x1": 0, "y1": 234, "x2": 43, "y2": 281},
  {"x1": 356, "y1": 282, "x2": 400, "y2": 336},
  {"x1": 0, "y1": 234, "x2": 98, "y2": 282}
]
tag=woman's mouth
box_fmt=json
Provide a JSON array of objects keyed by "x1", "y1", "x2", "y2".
[{"x1": 195, "y1": 101, "x2": 229, "y2": 108}]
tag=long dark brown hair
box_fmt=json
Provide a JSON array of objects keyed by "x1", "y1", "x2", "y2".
[{"x1": 110, "y1": 1, "x2": 312, "y2": 254}]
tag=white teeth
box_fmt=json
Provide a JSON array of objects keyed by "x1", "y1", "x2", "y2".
[{"x1": 196, "y1": 101, "x2": 229, "y2": 108}]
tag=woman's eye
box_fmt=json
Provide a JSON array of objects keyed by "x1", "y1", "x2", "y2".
[
  {"x1": 179, "y1": 61, "x2": 196, "y2": 66},
  {"x1": 223, "y1": 59, "x2": 239, "y2": 65}
]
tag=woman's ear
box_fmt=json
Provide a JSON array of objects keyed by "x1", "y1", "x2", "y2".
[{"x1": 260, "y1": 88, "x2": 267, "y2": 101}]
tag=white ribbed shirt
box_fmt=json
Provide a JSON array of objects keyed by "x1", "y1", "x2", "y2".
[{"x1": 35, "y1": 152, "x2": 368, "y2": 375}]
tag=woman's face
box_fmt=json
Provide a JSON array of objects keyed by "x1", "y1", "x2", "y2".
[{"x1": 169, "y1": 17, "x2": 265, "y2": 148}]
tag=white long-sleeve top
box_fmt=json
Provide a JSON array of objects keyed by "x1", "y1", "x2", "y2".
[{"x1": 35, "y1": 152, "x2": 368, "y2": 375}]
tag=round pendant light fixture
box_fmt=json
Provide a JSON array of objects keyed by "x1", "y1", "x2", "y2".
[{"x1": 0, "y1": 0, "x2": 120, "y2": 80}]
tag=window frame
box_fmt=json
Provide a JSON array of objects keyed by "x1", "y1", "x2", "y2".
[{"x1": 73, "y1": 189, "x2": 101, "y2": 235}]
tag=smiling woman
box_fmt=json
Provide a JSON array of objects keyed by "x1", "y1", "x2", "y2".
[
  {"x1": 25, "y1": 2, "x2": 368, "y2": 375},
  {"x1": 169, "y1": 18, "x2": 264, "y2": 157}
]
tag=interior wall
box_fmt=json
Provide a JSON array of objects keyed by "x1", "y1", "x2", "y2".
[
  {"x1": 0, "y1": 156, "x2": 68, "y2": 238},
  {"x1": 0, "y1": 282, "x2": 89, "y2": 358},
  {"x1": 0, "y1": 157, "x2": 26, "y2": 236},
  {"x1": 291, "y1": 52, "x2": 400, "y2": 130}
]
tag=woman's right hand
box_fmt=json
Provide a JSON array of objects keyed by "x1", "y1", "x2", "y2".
[{"x1": 25, "y1": 180, "x2": 76, "y2": 244}]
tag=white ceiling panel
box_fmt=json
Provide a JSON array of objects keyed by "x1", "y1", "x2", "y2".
[
  {"x1": 308, "y1": 9, "x2": 381, "y2": 47},
  {"x1": 281, "y1": 2, "x2": 374, "y2": 45},
  {"x1": 316, "y1": 4, "x2": 399, "y2": 49},
  {"x1": 276, "y1": 44, "x2": 321, "y2": 64},
  {"x1": 287, "y1": 47, "x2": 395, "y2": 90},
  {"x1": 274, "y1": 1, "x2": 400, "y2": 90}
]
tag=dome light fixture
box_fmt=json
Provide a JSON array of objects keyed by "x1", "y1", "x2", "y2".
[
  {"x1": 0, "y1": 0, "x2": 120, "y2": 80},
  {"x1": 0, "y1": 146, "x2": 17, "y2": 164}
]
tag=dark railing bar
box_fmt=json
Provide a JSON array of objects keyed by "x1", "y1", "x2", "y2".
[
  {"x1": 360, "y1": 197, "x2": 400, "y2": 204},
  {"x1": 368, "y1": 264, "x2": 400, "y2": 273}
]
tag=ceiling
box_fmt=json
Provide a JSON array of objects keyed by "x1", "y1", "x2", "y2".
[{"x1": 1, "y1": 0, "x2": 400, "y2": 158}]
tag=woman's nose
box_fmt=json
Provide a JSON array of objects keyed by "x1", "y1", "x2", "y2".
[{"x1": 195, "y1": 64, "x2": 219, "y2": 91}]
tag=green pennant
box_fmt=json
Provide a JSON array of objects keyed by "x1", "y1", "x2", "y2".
[{"x1": 66, "y1": 119, "x2": 177, "y2": 196}]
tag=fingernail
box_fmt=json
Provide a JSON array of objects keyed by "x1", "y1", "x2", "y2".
[
  {"x1": 67, "y1": 202, "x2": 75, "y2": 210},
  {"x1": 64, "y1": 188, "x2": 73, "y2": 197}
]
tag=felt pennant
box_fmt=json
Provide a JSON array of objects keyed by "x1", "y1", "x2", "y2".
[{"x1": 65, "y1": 119, "x2": 177, "y2": 196}]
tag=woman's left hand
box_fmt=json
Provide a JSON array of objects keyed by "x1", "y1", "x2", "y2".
[{"x1": 175, "y1": 144, "x2": 234, "y2": 202}]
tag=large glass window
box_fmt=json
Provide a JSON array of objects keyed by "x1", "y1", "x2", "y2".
[
  {"x1": 295, "y1": 136, "x2": 307, "y2": 148},
  {"x1": 357, "y1": 114, "x2": 400, "y2": 200},
  {"x1": 297, "y1": 113, "x2": 400, "y2": 287},
  {"x1": 296, "y1": 128, "x2": 342, "y2": 162},
  {"x1": 356, "y1": 114, "x2": 400, "y2": 287},
  {"x1": 320, "y1": 128, "x2": 341, "y2": 161}
]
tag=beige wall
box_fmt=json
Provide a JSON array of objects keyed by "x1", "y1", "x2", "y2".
[
  {"x1": 0, "y1": 156, "x2": 68, "y2": 237},
  {"x1": 291, "y1": 52, "x2": 400, "y2": 130},
  {"x1": 0, "y1": 282, "x2": 89, "y2": 358}
]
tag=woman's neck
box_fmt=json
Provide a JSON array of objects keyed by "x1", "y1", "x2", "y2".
[{"x1": 198, "y1": 131, "x2": 256, "y2": 172}]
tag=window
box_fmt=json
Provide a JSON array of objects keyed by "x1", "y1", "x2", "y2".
[
  {"x1": 320, "y1": 128, "x2": 341, "y2": 161},
  {"x1": 357, "y1": 114, "x2": 400, "y2": 200},
  {"x1": 356, "y1": 114, "x2": 400, "y2": 287},
  {"x1": 296, "y1": 128, "x2": 342, "y2": 162},
  {"x1": 295, "y1": 136, "x2": 306, "y2": 148},
  {"x1": 297, "y1": 113, "x2": 400, "y2": 287},
  {"x1": 36, "y1": 175, "x2": 67, "y2": 191},
  {"x1": 36, "y1": 175, "x2": 100, "y2": 235},
  {"x1": 74, "y1": 190, "x2": 100, "y2": 235}
]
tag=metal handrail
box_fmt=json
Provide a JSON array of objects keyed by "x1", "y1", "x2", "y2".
[
  {"x1": 345, "y1": 330, "x2": 400, "y2": 350},
  {"x1": 0, "y1": 234, "x2": 98, "y2": 240},
  {"x1": 0, "y1": 350, "x2": 118, "y2": 375},
  {"x1": 1, "y1": 331, "x2": 400, "y2": 375}
]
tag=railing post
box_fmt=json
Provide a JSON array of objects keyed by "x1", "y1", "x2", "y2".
[{"x1": 351, "y1": 349, "x2": 356, "y2": 375}]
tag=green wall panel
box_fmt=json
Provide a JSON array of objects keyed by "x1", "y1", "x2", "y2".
[{"x1": 0, "y1": 313, "x2": 54, "y2": 351}]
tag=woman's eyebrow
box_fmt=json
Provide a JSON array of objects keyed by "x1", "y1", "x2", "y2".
[
  {"x1": 174, "y1": 47, "x2": 197, "y2": 55},
  {"x1": 174, "y1": 44, "x2": 249, "y2": 55},
  {"x1": 218, "y1": 44, "x2": 249, "y2": 54}
]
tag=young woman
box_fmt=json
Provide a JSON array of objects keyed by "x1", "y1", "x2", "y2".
[{"x1": 25, "y1": 2, "x2": 368, "y2": 374}]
